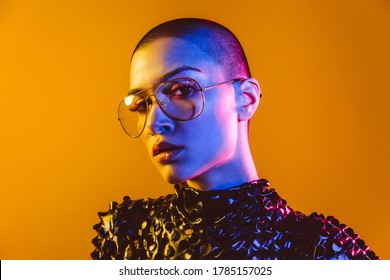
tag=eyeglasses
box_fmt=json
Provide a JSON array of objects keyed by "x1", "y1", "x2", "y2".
[{"x1": 118, "y1": 77, "x2": 243, "y2": 138}]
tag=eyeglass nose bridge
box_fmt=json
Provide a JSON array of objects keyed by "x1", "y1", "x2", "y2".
[
  {"x1": 143, "y1": 94, "x2": 170, "y2": 117},
  {"x1": 143, "y1": 94, "x2": 177, "y2": 135}
]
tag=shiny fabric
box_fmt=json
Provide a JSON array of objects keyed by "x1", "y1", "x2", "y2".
[{"x1": 91, "y1": 179, "x2": 379, "y2": 260}]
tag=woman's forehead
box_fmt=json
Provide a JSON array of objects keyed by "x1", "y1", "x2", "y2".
[{"x1": 130, "y1": 37, "x2": 223, "y2": 89}]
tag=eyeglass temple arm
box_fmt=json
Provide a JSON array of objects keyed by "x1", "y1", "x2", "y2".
[{"x1": 202, "y1": 78, "x2": 245, "y2": 91}]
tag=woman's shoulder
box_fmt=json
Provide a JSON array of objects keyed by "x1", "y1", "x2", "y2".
[
  {"x1": 96, "y1": 193, "x2": 175, "y2": 228},
  {"x1": 297, "y1": 212, "x2": 380, "y2": 260},
  {"x1": 91, "y1": 193, "x2": 175, "y2": 259}
]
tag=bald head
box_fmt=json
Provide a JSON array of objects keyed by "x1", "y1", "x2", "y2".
[{"x1": 132, "y1": 18, "x2": 251, "y2": 80}]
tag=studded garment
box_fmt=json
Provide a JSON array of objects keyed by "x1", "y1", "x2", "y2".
[{"x1": 91, "y1": 179, "x2": 379, "y2": 260}]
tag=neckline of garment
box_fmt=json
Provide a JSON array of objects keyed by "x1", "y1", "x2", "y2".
[{"x1": 174, "y1": 179, "x2": 270, "y2": 197}]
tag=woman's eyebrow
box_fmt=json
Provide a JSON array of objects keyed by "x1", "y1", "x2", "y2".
[
  {"x1": 128, "y1": 66, "x2": 203, "y2": 96},
  {"x1": 159, "y1": 66, "x2": 203, "y2": 82}
]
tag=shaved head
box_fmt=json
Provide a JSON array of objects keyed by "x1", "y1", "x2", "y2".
[{"x1": 132, "y1": 18, "x2": 251, "y2": 80}]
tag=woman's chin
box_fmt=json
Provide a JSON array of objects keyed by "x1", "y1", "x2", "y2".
[
  {"x1": 160, "y1": 169, "x2": 191, "y2": 185},
  {"x1": 158, "y1": 162, "x2": 205, "y2": 186},
  {"x1": 163, "y1": 174, "x2": 187, "y2": 185}
]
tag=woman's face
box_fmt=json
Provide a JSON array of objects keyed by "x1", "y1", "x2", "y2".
[{"x1": 130, "y1": 37, "x2": 240, "y2": 188}]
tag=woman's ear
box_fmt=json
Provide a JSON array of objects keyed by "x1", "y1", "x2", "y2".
[{"x1": 236, "y1": 78, "x2": 261, "y2": 121}]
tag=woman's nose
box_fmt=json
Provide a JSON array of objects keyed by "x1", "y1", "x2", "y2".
[{"x1": 145, "y1": 96, "x2": 175, "y2": 136}]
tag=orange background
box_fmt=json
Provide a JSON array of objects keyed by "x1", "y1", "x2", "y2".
[{"x1": 1, "y1": 0, "x2": 389, "y2": 259}]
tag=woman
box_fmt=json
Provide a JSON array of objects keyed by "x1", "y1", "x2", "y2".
[{"x1": 91, "y1": 18, "x2": 379, "y2": 260}]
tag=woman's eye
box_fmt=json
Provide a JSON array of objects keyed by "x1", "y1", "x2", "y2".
[
  {"x1": 129, "y1": 98, "x2": 147, "y2": 113},
  {"x1": 170, "y1": 83, "x2": 196, "y2": 97}
]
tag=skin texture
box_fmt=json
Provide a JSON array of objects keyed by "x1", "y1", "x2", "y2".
[{"x1": 130, "y1": 37, "x2": 261, "y2": 191}]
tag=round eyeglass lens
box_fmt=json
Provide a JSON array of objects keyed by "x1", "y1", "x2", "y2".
[
  {"x1": 118, "y1": 78, "x2": 205, "y2": 138},
  {"x1": 155, "y1": 78, "x2": 204, "y2": 120},
  {"x1": 118, "y1": 94, "x2": 148, "y2": 138}
]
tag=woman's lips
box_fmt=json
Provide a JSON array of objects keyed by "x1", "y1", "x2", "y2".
[
  {"x1": 152, "y1": 142, "x2": 183, "y2": 164},
  {"x1": 154, "y1": 147, "x2": 183, "y2": 163}
]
